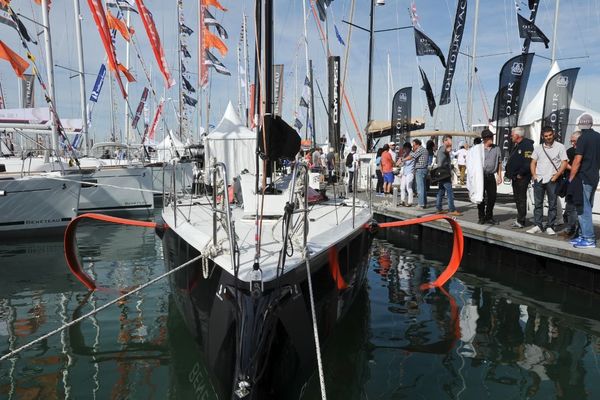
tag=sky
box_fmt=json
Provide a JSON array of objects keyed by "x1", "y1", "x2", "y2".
[{"x1": 1, "y1": 0, "x2": 600, "y2": 148}]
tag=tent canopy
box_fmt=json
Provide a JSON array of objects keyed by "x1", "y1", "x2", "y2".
[
  {"x1": 205, "y1": 101, "x2": 256, "y2": 183},
  {"x1": 366, "y1": 118, "x2": 425, "y2": 139}
]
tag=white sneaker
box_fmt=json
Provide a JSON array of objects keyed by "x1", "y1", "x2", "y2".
[
  {"x1": 527, "y1": 226, "x2": 542, "y2": 234},
  {"x1": 545, "y1": 227, "x2": 556, "y2": 235}
]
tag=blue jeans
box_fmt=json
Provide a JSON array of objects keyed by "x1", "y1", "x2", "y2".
[
  {"x1": 532, "y1": 180, "x2": 557, "y2": 229},
  {"x1": 436, "y1": 178, "x2": 456, "y2": 212},
  {"x1": 415, "y1": 168, "x2": 428, "y2": 207},
  {"x1": 578, "y1": 182, "x2": 596, "y2": 241}
]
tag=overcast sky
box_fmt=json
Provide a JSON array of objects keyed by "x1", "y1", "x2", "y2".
[{"x1": 1, "y1": 0, "x2": 599, "y2": 146}]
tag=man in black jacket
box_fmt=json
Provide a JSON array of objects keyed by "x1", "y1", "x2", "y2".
[{"x1": 505, "y1": 126, "x2": 534, "y2": 228}]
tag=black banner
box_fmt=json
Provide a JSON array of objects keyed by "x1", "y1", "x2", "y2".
[
  {"x1": 517, "y1": 13, "x2": 549, "y2": 49},
  {"x1": 414, "y1": 28, "x2": 446, "y2": 68},
  {"x1": 328, "y1": 56, "x2": 340, "y2": 153},
  {"x1": 542, "y1": 68, "x2": 579, "y2": 144},
  {"x1": 20, "y1": 73, "x2": 35, "y2": 108},
  {"x1": 418, "y1": 66, "x2": 436, "y2": 117},
  {"x1": 440, "y1": 0, "x2": 467, "y2": 105},
  {"x1": 495, "y1": 53, "x2": 534, "y2": 158},
  {"x1": 273, "y1": 64, "x2": 284, "y2": 117},
  {"x1": 522, "y1": 1, "x2": 540, "y2": 53},
  {"x1": 131, "y1": 87, "x2": 149, "y2": 128},
  {"x1": 391, "y1": 87, "x2": 412, "y2": 145}
]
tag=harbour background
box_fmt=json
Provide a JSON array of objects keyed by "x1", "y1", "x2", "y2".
[{"x1": 1, "y1": 210, "x2": 600, "y2": 399}]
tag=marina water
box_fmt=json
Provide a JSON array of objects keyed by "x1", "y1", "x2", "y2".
[{"x1": 1, "y1": 213, "x2": 599, "y2": 399}]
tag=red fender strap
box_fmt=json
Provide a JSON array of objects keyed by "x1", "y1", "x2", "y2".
[
  {"x1": 64, "y1": 213, "x2": 164, "y2": 291},
  {"x1": 366, "y1": 214, "x2": 464, "y2": 290}
]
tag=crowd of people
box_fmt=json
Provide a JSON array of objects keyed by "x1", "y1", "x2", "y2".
[{"x1": 348, "y1": 113, "x2": 600, "y2": 249}]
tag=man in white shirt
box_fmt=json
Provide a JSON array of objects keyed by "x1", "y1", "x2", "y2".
[
  {"x1": 455, "y1": 143, "x2": 468, "y2": 185},
  {"x1": 388, "y1": 142, "x2": 397, "y2": 163},
  {"x1": 527, "y1": 126, "x2": 568, "y2": 235}
]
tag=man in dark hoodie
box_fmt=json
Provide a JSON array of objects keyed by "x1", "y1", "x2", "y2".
[{"x1": 505, "y1": 126, "x2": 534, "y2": 228}]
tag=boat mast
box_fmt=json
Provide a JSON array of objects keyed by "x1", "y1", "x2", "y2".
[
  {"x1": 41, "y1": 0, "x2": 59, "y2": 154},
  {"x1": 466, "y1": 0, "x2": 480, "y2": 132},
  {"x1": 124, "y1": 9, "x2": 132, "y2": 144},
  {"x1": 551, "y1": 0, "x2": 560, "y2": 64},
  {"x1": 73, "y1": 0, "x2": 89, "y2": 154},
  {"x1": 177, "y1": 0, "x2": 184, "y2": 140},
  {"x1": 309, "y1": 59, "x2": 316, "y2": 146},
  {"x1": 366, "y1": 0, "x2": 375, "y2": 151},
  {"x1": 243, "y1": 13, "x2": 250, "y2": 126}
]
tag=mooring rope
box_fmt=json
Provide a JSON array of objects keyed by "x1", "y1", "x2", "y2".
[
  {"x1": 0, "y1": 255, "x2": 202, "y2": 363},
  {"x1": 304, "y1": 247, "x2": 327, "y2": 400}
]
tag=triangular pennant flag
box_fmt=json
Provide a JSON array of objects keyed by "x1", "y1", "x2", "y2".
[
  {"x1": 201, "y1": 0, "x2": 227, "y2": 12},
  {"x1": 117, "y1": 63, "x2": 135, "y2": 82},
  {"x1": 299, "y1": 97, "x2": 309, "y2": 108},
  {"x1": 418, "y1": 66, "x2": 436, "y2": 117},
  {"x1": 181, "y1": 44, "x2": 191, "y2": 58},
  {"x1": 204, "y1": 8, "x2": 228, "y2": 39},
  {"x1": 334, "y1": 24, "x2": 345, "y2": 46},
  {"x1": 304, "y1": 76, "x2": 310, "y2": 86},
  {"x1": 205, "y1": 50, "x2": 231, "y2": 75},
  {"x1": 0, "y1": 40, "x2": 29, "y2": 78},
  {"x1": 0, "y1": 5, "x2": 16, "y2": 29},
  {"x1": 107, "y1": 0, "x2": 138, "y2": 13},
  {"x1": 203, "y1": 28, "x2": 228, "y2": 56},
  {"x1": 517, "y1": 13, "x2": 549, "y2": 48},
  {"x1": 9, "y1": 10, "x2": 37, "y2": 44},
  {"x1": 179, "y1": 23, "x2": 193, "y2": 35},
  {"x1": 182, "y1": 75, "x2": 196, "y2": 93},
  {"x1": 414, "y1": 28, "x2": 446, "y2": 68},
  {"x1": 294, "y1": 118, "x2": 303, "y2": 130},
  {"x1": 106, "y1": 9, "x2": 131, "y2": 41},
  {"x1": 315, "y1": 0, "x2": 333, "y2": 21},
  {"x1": 0, "y1": 1, "x2": 11, "y2": 8},
  {"x1": 182, "y1": 93, "x2": 197, "y2": 107}
]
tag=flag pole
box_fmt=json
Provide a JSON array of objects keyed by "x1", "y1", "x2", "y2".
[
  {"x1": 551, "y1": 0, "x2": 560, "y2": 64},
  {"x1": 41, "y1": 0, "x2": 58, "y2": 155},
  {"x1": 73, "y1": 0, "x2": 89, "y2": 154},
  {"x1": 124, "y1": 9, "x2": 131, "y2": 144},
  {"x1": 466, "y1": 0, "x2": 480, "y2": 132}
]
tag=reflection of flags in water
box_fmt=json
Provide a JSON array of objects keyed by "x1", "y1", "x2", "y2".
[
  {"x1": 205, "y1": 50, "x2": 231, "y2": 75},
  {"x1": 334, "y1": 24, "x2": 345, "y2": 46},
  {"x1": 517, "y1": 13, "x2": 549, "y2": 48}
]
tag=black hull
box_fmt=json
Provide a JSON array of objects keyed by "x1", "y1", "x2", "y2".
[{"x1": 161, "y1": 226, "x2": 373, "y2": 399}]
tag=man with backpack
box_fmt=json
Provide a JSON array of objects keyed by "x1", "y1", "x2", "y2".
[{"x1": 346, "y1": 145, "x2": 358, "y2": 193}]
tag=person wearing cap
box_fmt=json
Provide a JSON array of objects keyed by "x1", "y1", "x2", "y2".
[
  {"x1": 505, "y1": 126, "x2": 534, "y2": 228},
  {"x1": 527, "y1": 126, "x2": 568, "y2": 235},
  {"x1": 568, "y1": 113, "x2": 600, "y2": 248},
  {"x1": 477, "y1": 129, "x2": 503, "y2": 224}
]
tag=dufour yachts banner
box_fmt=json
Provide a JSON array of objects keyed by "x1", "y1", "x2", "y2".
[
  {"x1": 328, "y1": 56, "x2": 340, "y2": 152},
  {"x1": 391, "y1": 87, "x2": 412, "y2": 145},
  {"x1": 494, "y1": 52, "x2": 534, "y2": 158},
  {"x1": 439, "y1": 0, "x2": 467, "y2": 105},
  {"x1": 542, "y1": 67, "x2": 579, "y2": 144}
]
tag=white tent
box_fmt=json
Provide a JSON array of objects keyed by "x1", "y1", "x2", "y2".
[
  {"x1": 205, "y1": 101, "x2": 256, "y2": 183},
  {"x1": 519, "y1": 62, "x2": 600, "y2": 142},
  {"x1": 156, "y1": 133, "x2": 186, "y2": 162}
]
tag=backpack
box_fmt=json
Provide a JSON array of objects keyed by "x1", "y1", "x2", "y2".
[{"x1": 345, "y1": 152, "x2": 354, "y2": 168}]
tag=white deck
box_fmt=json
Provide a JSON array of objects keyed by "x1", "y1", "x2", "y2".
[{"x1": 162, "y1": 197, "x2": 372, "y2": 283}]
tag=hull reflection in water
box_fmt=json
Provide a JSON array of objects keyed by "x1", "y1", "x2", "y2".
[{"x1": 366, "y1": 239, "x2": 600, "y2": 400}]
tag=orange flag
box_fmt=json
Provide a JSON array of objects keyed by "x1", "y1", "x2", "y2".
[
  {"x1": 118, "y1": 63, "x2": 136, "y2": 82},
  {"x1": 203, "y1": 28, "x2": 228, "y2": 56},
  {"x1": 0, "y1": 1, "x2": 11, "y2": 7},
  {"x1": 33, "y1": 0, "x2": 52, "y2": 7},
  {"x1": 0, "y1": 40, "x2": 29, "y2": 78},
  {"x1": 106, "y1": 9, "x2": 131, "y2": 42},
  {"x1": 201, "y1": 0, "x2": 226, "y2": 12}
]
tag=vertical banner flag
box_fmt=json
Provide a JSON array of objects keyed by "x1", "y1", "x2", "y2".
[
  {"x1": 135, "y1": 0, "x2": 176, "y2": 88},
  {"x1": 147, "y1": 97, "x2": 165, "y2": 141},
  {"x1": 20, "y1": 73, "x2": 35, "y2": 108},
  {"x1": 440, "y1": 0, "x2": 467, "y2": 105},
  {"x1": 418, "y1": 66, "x2": 436, "y2": 117},
  {"x1": 272, "y1": 64, "x2": 284, "y2": 117},
  {"x1": 89, "y1": 64, "x2": 107, "y2": 103},
  {"x1": 494, "y1": 52, "x2": 534, "y2": 158},
  {"x1": 517, "y1": 14, "x2": 549, "y2": 49},
  {"x1": 414, "y1": 28, "x2": 446, "y2": 68},
  {"x1": 328, "y1": 56, "x2": 340, "y2": 153},
  {"x1": 391, "y1": 87, "x2": 412, "y2": 145},
  {"x1": 131, "y1": 87, "x2": 149, "y2": 128},
  {"x1": 542, "y1": 67, "x2": 579, "y2": 144}
]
